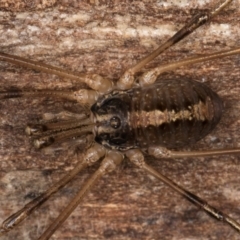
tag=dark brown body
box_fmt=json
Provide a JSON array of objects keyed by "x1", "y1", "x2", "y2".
[{"x1": 92, "y1": 79, "x2": 223, "y2": 150}]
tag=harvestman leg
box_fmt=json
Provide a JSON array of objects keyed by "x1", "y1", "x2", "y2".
[
  {"x1": 0, "y1": 82, "x2": 99, "y2": 106},
  {"x1": 0, "y1": 40, "x2": 113, "y2": 239},
  {"x1": 0, "y1": 1, "x2": 236, "y2": 94},
  {"x1": 0, "y1": 32, "x2": 117, "y2": 240},
  {"x1": 0, "y1": 50, "x2": 114, "y2": 109},
  {"x1": 0, "y1": 144, "x2": 110, "y2": 233},
  {"x1": 117, "y1": 0, "x2": 235, "y2": 89},
  {"x1": 0, "y1": 52, "x2": 115, "y2": 148},
  {"x1": 0, "y1": 146, "x2": 123, "y2": 240},
  {"x1": 126, "y1": 149, "x2": 240, "y2": 232},
  {"x1": 41, "y1": 111, "x2": 88, "y2": 122},
  {"x1": 148, "y1": 146, "x2": 240, "y2": 159},
  {"x1": 26, "y1": 117, "x2": 93, "y2": 149},
  {"x1": 0, "y1": 52, "x2": 113, "y2": 94},
  {"x1": 139, "y1": 47, "x2": 240, "y2": 86},
  {"x1": 38, "y1": 150, "x2": 123, "y2": 240},
  {"x1": 120, "y1": 0, "x2": 240, "y2": 231}
]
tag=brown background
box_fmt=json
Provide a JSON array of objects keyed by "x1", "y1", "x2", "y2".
[{"x1": 0, "y1": 0, "x2": 240, "y2": 239}]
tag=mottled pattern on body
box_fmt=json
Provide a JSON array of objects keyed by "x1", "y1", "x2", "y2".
[{"x1": 92, "y1": 79, "x2": 223, "y2": 150}]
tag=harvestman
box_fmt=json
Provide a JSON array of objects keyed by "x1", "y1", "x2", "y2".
[{"x1": 1, "y1": 0, "x2": 240, "y2": 239}]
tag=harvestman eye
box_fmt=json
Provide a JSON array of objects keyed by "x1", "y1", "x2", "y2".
[
  {"x1": 110, "y1": 117, "x2": 121, "y2": 129},
  {"x1": 0, "y1": 0, "x2": 240, "y2": 239}
]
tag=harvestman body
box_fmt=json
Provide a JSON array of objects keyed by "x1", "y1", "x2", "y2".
[{"x1": 1, "y1": 0, "x2": 240, "y2": 239}]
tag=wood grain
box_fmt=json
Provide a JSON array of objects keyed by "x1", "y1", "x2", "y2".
[{"x1": 0, "y1": 1, "x2": 240, "y2": 239}]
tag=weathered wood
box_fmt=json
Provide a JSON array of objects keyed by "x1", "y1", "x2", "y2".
[{"x1": 0, "y1": 1, "x2": 240, "y2": 239}]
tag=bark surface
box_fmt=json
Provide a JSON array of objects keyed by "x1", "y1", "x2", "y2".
[{"x1": 0, "y1": 1, "x2": 240, "y2": 240}]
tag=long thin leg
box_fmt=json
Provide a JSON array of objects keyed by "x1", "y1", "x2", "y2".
[
  {"x1": 117, "y1": 0, "x2": 233, "y2": 89},
  {"x1": 26, "y1": 117, "x2": 91, "y2": 136},
  {"x1": 38, "y1": 150, "x2": 123, "y2": 240},
  {"x1": 0, "y1": 144, "x2": 106, "y2": 236},
  {"x1": 139, "y1": 47, "x2": 240, "y2": 86},
  {"x1": 24, "y1": 114, "x2": 94, "y2": 149},
  {"x1": 41, "y1": 134, "x2": 94, "y2": 155},
  {"x1": 0, "y1": 52, "x2": 113, "y2": 94},
  {"x1": 148, "y1": 145, "x2": 240, "y2": 159},
  {"x1": 0, "y1": 88, "x2": 98, "y2": 106},
  {"x1": 32, "y1": 125, "x2": 93, "y2": 149},
  {"x1": 41, "y1": 111, "x2": 87, "y2": 122},
  {"x1": 126, "y1": 149, "x2": 240, "y2": 232}
]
